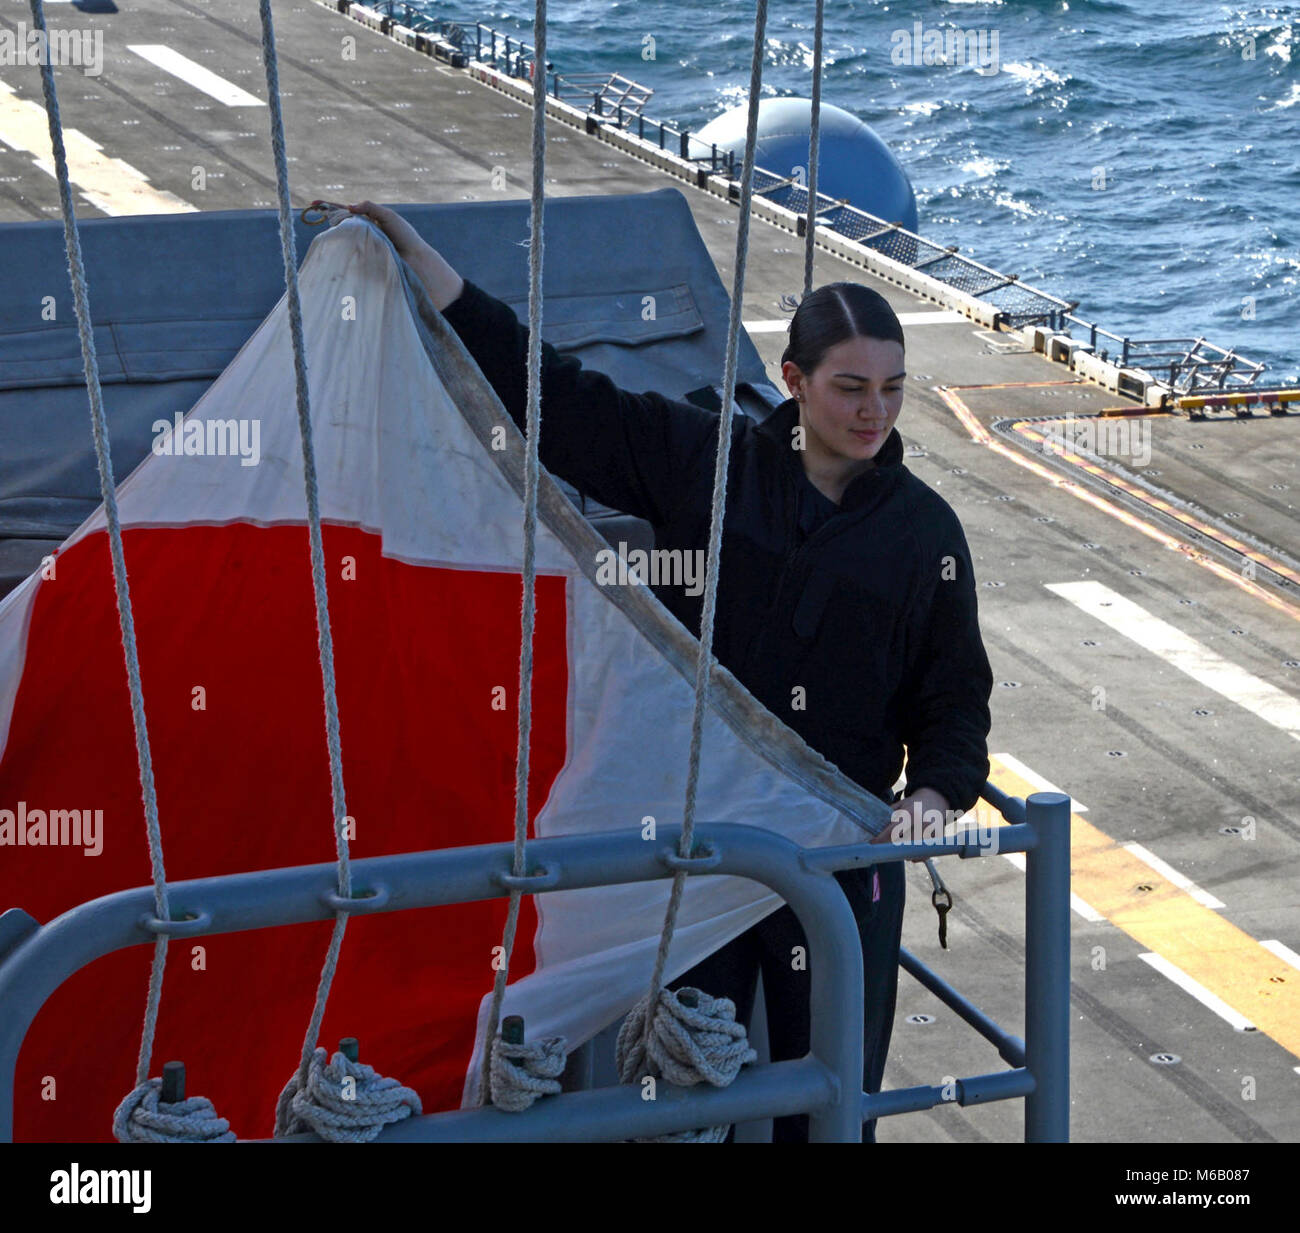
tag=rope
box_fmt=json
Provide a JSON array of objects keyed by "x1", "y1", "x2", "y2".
[
  {"x1": 802, "y1": 0, "x2": 825, "y2": 300},
  {"x1": 618, "y1": 988, "x2": 756, "y2": 1088},
  {"x1": 274, "y1": 1047, "x2": 421, "y2": 1143},
  {"x1": 489, "y1": 1034, "x2": 566, "y2": 1112},
  {"x1": 23, "y1": 0, "x2": 228, "y2": 1138},
  {"x1": 616, "y1": 0, "x2": 770, "y2": 1136},
  {"x1": 476, "y1": 0, "x2": 567, "y2": 1109},
  {"x1": 615, "y1": 988, "x2": 756, "y2": 1143},
  {"x1": 256, "y1": 1, "x2": 363, "y2": 1122},
  {"x1": 112, "y1": 1080, "x2": 236, "y2": 1144},
  {"x1": 638, "y1": 0, "x2": 769, "y2": 1031}
]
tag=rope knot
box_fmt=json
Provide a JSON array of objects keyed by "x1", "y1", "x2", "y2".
[
  {"x1": 274, "y1": 1046, "x2": 421, "y2": 1142},
  {"x1": 112, "y1": 1078, "x2": 235, "y2": 1143},
  {"x1": 489, "y1": 1032, "x2": 567, "y2": 1112},
  {"x1": 615, "y1": 986, "x2": 756, "y2": 1142}
]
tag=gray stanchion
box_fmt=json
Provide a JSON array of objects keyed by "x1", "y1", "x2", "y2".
[{"x1": 1024, "y1": 791, "x2": 1071, "y2": 1142}]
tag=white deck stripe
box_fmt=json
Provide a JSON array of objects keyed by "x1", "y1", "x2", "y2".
[
  {"x1": 743, "y1": 310, "x2": 966, "y2": 334},
  {"x1": 997, "y1": 850, "x2": 1105, "y2": 920},
  {"x1": 1069, "y1": 892, "x2": 1106, "y2": 923},
  {"x1": 1046, "y1": 581, "x2": 1300, "y2": 742},
  {"x1": 1261, "y1": 939, "x2": 1300, "y2": 972},
  {"x1": 127, "y1": 45, "x2": 265, "y2": 107},
  {"x1": 1139, "y1": 952, "x2": 1256, "y2": 1031},
  {"x1": 1122, "y1": 842, "x2": 1224, "y2": 910},
  {"x1": 899, "y1": 310, "x2": 968, "y2": 325},
  {"x1": 991, "y1": 751, "x2": 1087, "y2": 810},
  {"x1": 0, "y1": 81, "x2": 195, "y2": 215}
]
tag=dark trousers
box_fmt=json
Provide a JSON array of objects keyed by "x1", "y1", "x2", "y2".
[{"x1": 671, "y1": 861, "x2": 905, "y2": 1142}]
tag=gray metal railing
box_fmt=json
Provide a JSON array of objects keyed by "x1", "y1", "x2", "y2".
[
  {"x1": 0, "y1": 790, "x2": 1071, "y2": 1143},
  {"x1": 750, "y1": 167, "x2": 1076, "y2": 328},
  {"x1": 1046, "y1": 313, "x2": 1269, "y2": 394}
]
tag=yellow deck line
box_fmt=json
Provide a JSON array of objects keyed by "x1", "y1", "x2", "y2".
[
  {"x1": 0, "y1": 79, "x2": 195, "y2": 216},
  {"x1": 973, "y1": 757, "x2": 1300, "y2": 1059},
  {"x1": 938, "y1": 384, "x2": 1300, "y2": 622},
  {"x1": 1008, "y1": 420, "x2": 1300, "y2": 588}
]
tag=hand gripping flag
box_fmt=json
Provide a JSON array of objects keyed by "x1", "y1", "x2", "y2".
[{"x1": 0, "y1": 218, "x2": 890, "y2": 1139}]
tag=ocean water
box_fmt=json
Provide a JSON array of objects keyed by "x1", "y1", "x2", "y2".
[{"x1": 417, "y1": 0, "x2": 1299, "y2": 383}]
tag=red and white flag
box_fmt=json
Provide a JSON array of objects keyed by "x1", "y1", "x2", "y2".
[{"x1": 0, "y1": 219, "x2": 888, "y2": 1140}]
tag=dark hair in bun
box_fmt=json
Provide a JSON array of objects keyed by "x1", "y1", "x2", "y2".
[{"x1": 781, "y1": 282, "x2": 904, "y2": 376}]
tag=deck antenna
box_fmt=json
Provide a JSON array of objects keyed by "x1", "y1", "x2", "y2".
[{"x1": 24, "y1": 0, "x2": 237, "y2": 1143}]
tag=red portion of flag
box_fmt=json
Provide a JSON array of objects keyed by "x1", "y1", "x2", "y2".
[{"x1": 0, "y1": 524, "x2": 568, "y2": 1140}]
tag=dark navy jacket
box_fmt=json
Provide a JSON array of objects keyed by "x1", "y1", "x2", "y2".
[{"x1": 442, "y1": 280, "x2": 993, "y2": 815}]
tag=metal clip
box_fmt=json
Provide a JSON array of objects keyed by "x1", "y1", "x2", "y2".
[{"x1": 932, "y1": 887, "x2": 953, "y2": 950}]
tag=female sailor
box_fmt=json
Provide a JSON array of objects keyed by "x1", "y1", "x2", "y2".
[{"x1": 346, "y1": 199, "x2": 994, "y2": 1143}]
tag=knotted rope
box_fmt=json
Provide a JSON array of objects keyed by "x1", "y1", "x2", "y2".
[
  {"x1": 617, "y1": 988, "x2": 756, "y2": 1089},
  {"x1": 489, "y1": 1029, "x2": 566, "y2": 1112},
  {"x1": 112, "y1": 1080, "x2": 236, "y2": 1144},
  {"x1": 26, "y1": 0, "x2": 230, "y2": 1139},
  {"x1": 615, "y1": 0, "x2": 770, "y2": 1140},
  {"x1": 615, "y1": 988, "x2": 757, "y2": 1143},
  {"x1": 274, "y1": 1046, "x2": 421, "y2": 1143},
  {"x1": 475, "y1": 0, "x2": 568, "y2": 1110}
]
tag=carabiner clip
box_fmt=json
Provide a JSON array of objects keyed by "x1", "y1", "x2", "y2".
[
  {"x1": 931, "y1": 887, "x2": 953, "y2": 950},
  {"x1": 924, "y1": 857, "x2": 953, "y2": 950}
]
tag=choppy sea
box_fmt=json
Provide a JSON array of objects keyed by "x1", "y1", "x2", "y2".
[{"x1": 411, "y1": 0, "x2": 1299, "y2": 382}]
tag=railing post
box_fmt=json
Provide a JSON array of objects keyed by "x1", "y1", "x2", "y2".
[{"x1": 1024, "y1": 791, "x2": 1071, "y2": 1142}]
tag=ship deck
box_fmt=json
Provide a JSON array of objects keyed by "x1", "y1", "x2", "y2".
[{"x1": 0, "y1": 0, "x2": 1296, "y2": 1143}]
